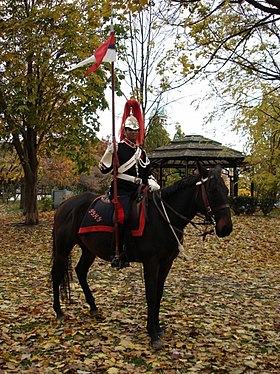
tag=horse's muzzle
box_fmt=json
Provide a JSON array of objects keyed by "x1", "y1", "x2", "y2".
[
  {"x1": 217, "y1": 224, "x2": 233, "y2": 237},
  {"x1": 215, "y1": 211, "x2": 233, "y2": 237}
]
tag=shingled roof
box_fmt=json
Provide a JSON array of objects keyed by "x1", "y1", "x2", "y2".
[{"x1": 148, "y1": 134, "x2": 245, "y2": 169}]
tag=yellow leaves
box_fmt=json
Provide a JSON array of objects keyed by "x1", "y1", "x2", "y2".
[
  {"x1": 118, "y1": 339, "x2": 135, "y2": 349},
  {"x1": 41, "y1": 342, "x2": 57, "y2": 350},
  {"x1": 0, "y1": 209, "x2": 280, "y2": 372},
  {"x1": 107, "y1": 368, "x2": 119, "y2": 374},
  {"x1": 105, "y1": 0, "x2": 148, "y2": 15},
  {"x1": 1, "y1": 352, "x2": 13, "y2": 362},
  {"x1": 244, "y1": 359, "x2": 258, "y2": 369},
  {"x1": 118, "y1": 338, "x2": 143, "y2": 350},
  {"x1": 0, "y1": 147, "x2": 22, "y2": 182}
]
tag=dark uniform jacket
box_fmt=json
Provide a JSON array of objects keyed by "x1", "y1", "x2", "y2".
[{"x1": 101, "y1": 138, "x2": 150, "y2": 196}]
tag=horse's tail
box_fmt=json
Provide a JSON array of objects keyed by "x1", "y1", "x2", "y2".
[{"x1": 51, "y1": 227, "x2": 73, "y2": 303}]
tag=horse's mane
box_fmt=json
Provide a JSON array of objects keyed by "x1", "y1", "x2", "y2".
[
  {"x1": 158, "y1": 165, "x2": 222, "y2": 199},
  {"x1": 161, "y1": 174, "x2": 199, "y2": 199}
]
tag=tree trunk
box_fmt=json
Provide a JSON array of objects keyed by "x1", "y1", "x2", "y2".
[
  {"x1": 20, "y1": 179, "x2": 25, "y2": 211},
  {"x1": 11, "y1": 125, "x2": 39, "y2": 224},
  {"x1": 23, "y1": 163, "x2": 39, "y2": 225}
]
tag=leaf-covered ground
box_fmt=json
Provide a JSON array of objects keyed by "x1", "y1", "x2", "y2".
[{"x1": 0, "y1": 206, "x2": 279, "y2": 373}]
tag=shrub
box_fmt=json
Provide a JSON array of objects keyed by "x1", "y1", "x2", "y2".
[
  {"x1": 229, "y1": 196, "x2": 258, "y2": 215},
  {"x1": 39, "y1": 196, "x2": 53, "y2": 212},
  {"x1": 259, "y1": 197, "x2": 276, "y2": 215}
]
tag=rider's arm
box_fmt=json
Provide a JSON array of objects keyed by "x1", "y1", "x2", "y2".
[{"x1": 99, "y1": 143, "x2": 117, "y2": 174}]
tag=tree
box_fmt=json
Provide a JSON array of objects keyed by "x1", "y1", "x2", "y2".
[
  {"x1": 39, "y1": 149, "x2": 111, "y2": 196},
  {"x1": 167, "y1": 1, "x2": 280, "y2": 82},
  {"x1": 173, "y1": 124, "x2": 186, "y2": 140},
  {"x1": 0, "y1": 142, "x2": 22, "y2": 201},
  {"x1": 145, "y1": 113, "x2": 170, "y2": 152},
  {"x1": 77, "y1": 139, "x2": 112, "y2": 194},
  {"x1": 38, "y1": 156, "x2": 78, "y2": 191},
  {"x1": 237, "y1": 89, "x2": 280, "y2": 199},
  {"x1": 174, "y1": 0, "x2": 280, "y2": 15},
  {"x1": 0, "y1": 0, "x2": 122, "y2": 224},
  {"x1": 121, "y1": 0, "x2": 190, "y2": 129},
  {"x1": 166, "y1": 0, "x2": 280, "y2": 195}
]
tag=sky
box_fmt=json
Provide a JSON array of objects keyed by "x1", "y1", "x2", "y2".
[{"x1": 97, "y1": 82, "x2": 247, "y2": 154}]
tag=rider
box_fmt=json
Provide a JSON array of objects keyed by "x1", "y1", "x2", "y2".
[{"x1": 99, "y1": 99, "x2": 159, "y2": 268}]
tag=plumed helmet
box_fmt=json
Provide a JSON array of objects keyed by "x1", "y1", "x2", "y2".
[
  {"x1": 124, "y1": 113, "x2": 140, "y2": 130},
  {"x1": 119, "y1": 99, "x2": 145, "y2": 145}
]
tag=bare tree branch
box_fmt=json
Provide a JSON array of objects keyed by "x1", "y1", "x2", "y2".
[{"x1": 171, "y1": 0, "x2": 280, "y2": 15}]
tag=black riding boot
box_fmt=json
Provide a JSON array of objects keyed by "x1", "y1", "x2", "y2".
[{"x1": 111, "y1": 224, "x2": 129, "y2": 269}]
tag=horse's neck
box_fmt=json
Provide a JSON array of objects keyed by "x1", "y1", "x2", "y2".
[{"x1": 163, "y1": 186, "x2": 197, "y2": 229}]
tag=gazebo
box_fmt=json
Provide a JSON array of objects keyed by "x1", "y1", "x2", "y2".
[{"x1": 148, "y1": 135, "x2": 246, "y2": 196}]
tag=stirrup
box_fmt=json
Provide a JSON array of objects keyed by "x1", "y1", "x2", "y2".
[
  {"x1": 111, "y1": 255, "x2": 129, "y2": 269},
  {"x1": 111, "y1": 255, "x2": 120, "y2": 268}
]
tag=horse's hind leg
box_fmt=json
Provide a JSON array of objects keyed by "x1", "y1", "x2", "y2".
[
  {"x1": 75, "y1": 246, "x2": 99, "y2": 316},
  {"x1": 52, "y1": 242, "x2": 73, "y2": 320}
]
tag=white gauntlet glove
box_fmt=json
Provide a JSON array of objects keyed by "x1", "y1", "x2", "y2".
[
  {"x1": 148, "y1": 175, "x2": 160, "y2": 191},
  {"x1": 99, "y1": 143, "x2": 117, "y2": 171}
]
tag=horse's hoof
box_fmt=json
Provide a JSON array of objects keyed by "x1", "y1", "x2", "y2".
[
  {"x1": 151, "y1": 338, "x2": 163, "y2": 350},
  {"x1": 157, "y1": 329, "x2": 165, "y2": 338},
  {"x1": 90, "y1": 309, "x2": 106, "y2": 321},
  {"x1": 56, "y1": 313, "x2": 64, "y2": 321}
]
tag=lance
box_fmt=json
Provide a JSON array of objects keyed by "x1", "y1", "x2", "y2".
[
  {"x1": 111, "y1": 60, "x2": 120, "y2": 262},
  {"x1": 109, "y1": 13, "x2": 120, "y2": 264},
  {"x1": 66, "y1": 16, "x2": 119, "y2": 262}
]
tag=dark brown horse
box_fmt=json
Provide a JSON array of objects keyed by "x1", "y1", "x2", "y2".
[{"x1": 51, "y1": 163, "x2": 232, "y2": 349}]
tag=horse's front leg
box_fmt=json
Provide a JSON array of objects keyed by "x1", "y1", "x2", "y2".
[
  {"x1": 143, "y1": 259, "x2": 163, "y2": 349},
  {"x1": 154, "y1": 258, "x2": 175, "y2": 336}
]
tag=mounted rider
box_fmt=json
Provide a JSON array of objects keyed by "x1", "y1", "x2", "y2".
[{"x1": 99, "y1": 99, "x2": 160, "y2": 268}]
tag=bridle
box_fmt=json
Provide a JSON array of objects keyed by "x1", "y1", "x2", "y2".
[
  {"x1": 196, "y1": 176, "x2": 230, "y2": 226},
  {"x1": 152, "y1": 174, "x2": 230, "y2": 241}
]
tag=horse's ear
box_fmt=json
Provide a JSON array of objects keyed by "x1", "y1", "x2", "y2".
[
  {"x1": 214, "y1": 164, "x2": 222, "y2": 177},
  {"x1": 196, "y1": 161, "x2": 207, "y2": 177}
]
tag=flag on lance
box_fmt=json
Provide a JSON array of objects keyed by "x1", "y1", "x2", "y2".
[{"x1": 67, "y1": 32, "x2": 116, "y2": 76}]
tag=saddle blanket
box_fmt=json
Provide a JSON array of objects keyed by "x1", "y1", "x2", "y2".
[{"x1": 78, "y1": 195, "x2": 146, "y2": 237}]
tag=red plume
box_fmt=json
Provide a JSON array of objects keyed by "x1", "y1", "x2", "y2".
[{"x1": 119, "y1": 99, "x2": 145, "y2": 145}]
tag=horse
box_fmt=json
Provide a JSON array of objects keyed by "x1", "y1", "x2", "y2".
[{"x1": 51, "y1": 163, "x2": 232, "y2": 349}]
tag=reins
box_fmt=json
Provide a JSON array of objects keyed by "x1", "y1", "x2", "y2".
[
  {"x1": 154, "y1": 194, "x2": 210, "y2": 228},
  {"x1": 152, "y1": 190, "x2": 214, "y2": 241},
  {"x1": 153, "y1": 192, "x2": 186, "y2": 257},
  {"x1": 152, "y1": 175, "x2": 229, "y2": 245}
]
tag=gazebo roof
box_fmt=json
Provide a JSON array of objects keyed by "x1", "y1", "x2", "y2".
[{"x1": 148, "y1": 134, "x2": 246, "y2": 169}]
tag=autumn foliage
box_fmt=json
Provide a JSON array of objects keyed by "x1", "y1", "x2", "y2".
[
  {"x1": 39, "y1": 157, "x2": 78, "y2": 190},
  {"x1": 0, "y1": 206, "x2": 279, "y2": 373}
]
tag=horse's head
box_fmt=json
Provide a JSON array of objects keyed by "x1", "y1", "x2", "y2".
[{"x1": 195, "y1": 162, "x2": 233, "y2": 237}]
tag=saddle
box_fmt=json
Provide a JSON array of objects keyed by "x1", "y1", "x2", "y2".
[{"x1": 78, "y1": 188, "x2": 148, "y2": 237}]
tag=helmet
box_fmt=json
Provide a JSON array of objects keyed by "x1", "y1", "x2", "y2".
[
  {"x1": 124, "y1": 113, "x2": 140, "y2": 130},
  {"x1": 119, "y1": 99, "x2": 144, "y2": 144}
]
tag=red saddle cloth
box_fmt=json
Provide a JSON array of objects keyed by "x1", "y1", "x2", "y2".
[{"x1": 78, "y1": 194, "x2": 147, "y2": 237}]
